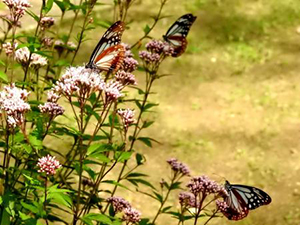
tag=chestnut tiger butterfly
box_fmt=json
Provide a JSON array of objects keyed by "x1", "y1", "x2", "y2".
[
  {"x1": 163, "y1": 14, "x2": 197, "y2": 57},
  {"x1": 222, "y1": 180, "x2": 271, "y2": 220},
  {"x1": 86, "y1": 21, "x2": 125, "y2": 73}
]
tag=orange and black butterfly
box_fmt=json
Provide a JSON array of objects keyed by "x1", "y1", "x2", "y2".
[
  {"x1": 163, "y1": 14, "x2": 197, "y2": 57},
  {"x1": 222, "y1": 180, "x2": 271, "y2": 220},
  {"x1": 86, "y1": 21, "x2": 125, "y2": 73}
]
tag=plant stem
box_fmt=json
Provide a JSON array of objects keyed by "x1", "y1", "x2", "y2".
[
  {"x1": 44, "y1": 177, "x2": 49, "y2": 225},
  {"x1": 131, "y1": 0, "x2": 167, "y2": 48},
  {"x1": 152, "y1": 175, "x2": 176, "y2": 224}
]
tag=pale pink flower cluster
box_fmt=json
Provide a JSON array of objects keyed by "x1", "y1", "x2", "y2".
[
  {"x1": 41, "y1": 37, "x2": 53, "y2": 47},
  {"x1": 146, "y1": 40, "x2": 174, "y2": 56},
  {"x1": 2, "y1": 41, "x2": 18, "y2": 57},
  {"x1": 120, "y1": 43, "x2": 138, "y2": 72},
  {"x1": 40, "y1": 17, "x2": 54, "y2": 30},
  {"x1": 105, "y1": 81, "x2": 123, "y2": 102},
  {"x1": 67, "y1": 41, "x2": 76, "y2": 50},
  {"x1": 47, "y1": 90, "x2": 61, "y2": 103},
  {"x1": 0, "y1": 83, "x2": 30, "y2": 128},
  {"x1": 37, "y1": 154, "x2": 61, "y2": 175},
  {"x1": 115, "y1": 70, "x2": 137, "y2": 86},
  {"x1": 107, "y1": 197, "x2": 141, "y2": 223},
  {"x1": 167, "y1": 158, "x2": 190, "y2": 176},
  {"x1": 179, "y1": 192, "x2": 197, "y2": 208},
  {"x1": 30, "y1": 53, "x2": 48, "y2": 68},
  {"x1": 14, "y1": 47, "x2": 47, "y2": 67},
  {"x1": 123, "y1": 207, "x2": 141, "y2": 223},
  {"x1": 107, "y1": 197, "x2": 131, "y2": 213},
  {"x1": 187, "y1": 175, "x2": 226, "y2": 195},
  {"x1": 216, "y1": 200, "x2": 229, "y2": 213},
  {"x1": 139, "y1": 51, "x2": 160, "y2": 63},
  {"x1": 53, "y1": 66, "x2": 105, "y2": 98},
  {"x1": 117, "y1": 108, "x2": 135, "y2": 130},
  {"x1": 3, "y1": 0, "x2": 31, "y2": 23},
  {"x1": 39, "y1": 102, "x2": 64, "y2": 117},
  {"x1": 14, "y1": 46, "x2": 29, "y2": 66},
  {"x1": 1, "y1": 14, "x2": 21, "y2": 27}
]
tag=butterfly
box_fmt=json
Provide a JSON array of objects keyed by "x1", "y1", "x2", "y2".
[
  {"x1": 163, "y1": 14, "x2": 197, "y2": 57},
  {"x1": 86, "y1": 21, "x2": 125, "y2": 73},
  {"x1": 222, "y1": 180, "x2": 271, "y2": 220}
]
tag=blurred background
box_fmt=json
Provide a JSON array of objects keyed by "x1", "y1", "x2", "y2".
[{"x1": 2, "y1": 0, "x2": 300, "y2": 224}]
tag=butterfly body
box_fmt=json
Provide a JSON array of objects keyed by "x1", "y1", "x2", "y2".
[
  {"x1": 223, "y1": 180, "x2": 271, "y2": 220},
  {"x1": 163, "y1": 14, "x2": 197, "y2": 57},
  {"x1": 86, "y1": 21, "x2": 125, "y2": 73}
]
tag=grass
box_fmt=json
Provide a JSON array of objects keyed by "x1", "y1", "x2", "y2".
[{"x1": 10, "y1": 0, "x2": 300, "y2": 224}]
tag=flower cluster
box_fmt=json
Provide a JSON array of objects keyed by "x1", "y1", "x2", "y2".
[
  {"x1": 123, "y1": 207, "x2": 142, "y2": 224},
  {"x1": 105, "y1": 81, "x2": 123, "y2": 102},
  {"x1": 14, "y1": 47, "x2": 48, "y2": 68},
  {"x1": 3, "y1": 0, "x2": 31, "y2": 24},
  {"x1": 53, "y1": 66, "x2": 105, "y2": 99},
  {"x1": 146, "y1": 40, "x2": 174, "y2": 56},
  {"x1": 115, "y1": 70, "x2": 137, "y2": 86},
  {"x1": 120, "y1": 43, "x2": 138, "y2": 72},
  {"x1": 2, "y1": 41, "x2": 18, "y2": 57},
  {"x1": 0, "y1": 83, "x2": 30, "y2": 128},
  {"x1": 39, "y1": 102, "x2": 64, "y2": 118},
  {"x1": 187, "y1": 175, "x2": 226, "y2": 195},
  {"x1": 117, "y1": 108, "x2": 135, "y2": 130},
  {"x1": 179, "y1": 192, "x2": 197, "y2": 208},
  {"x1": 14, "y1": 47, "x2": 30, "y2": 66},
  {"x1": 107, "y1": 197, "x2": 131, "y2": 213},
  {"x1": 216, "y1": 200, "x2": 229, "y2": 213},
  {"x1": 30, "y1": 52, "x2": 48, "y2": 68},
  {"x1": 37, "y1": 154, "x2": 61, "y2": 175},
  {"x1": 139, "y1": 51, "x2": 160, "y2": 64},
  {"x1": 107, "y1": 197, "x2": 141, "y2": 223},
  {"x1": 41, "y1": 37, "x2": 53, "y2": 48},
  {"x1": 40, "y1": 17, "x2": 55, "y2": 30},
  {"x1": 167, "y1": 158, "x2": 190, "y2": 176}
]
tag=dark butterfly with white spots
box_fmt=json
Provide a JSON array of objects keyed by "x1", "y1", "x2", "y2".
[
  {"x1": 222, "y1": 180, "x2": 271, "y2": 220},
  {"x1": 86, "y1": 21, "x2": 125, "y2": 73},
  {"x1": 163, "y1": 14, "x2": 197, "y2": 57}
]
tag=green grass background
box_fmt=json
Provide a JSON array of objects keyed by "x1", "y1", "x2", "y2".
[{"x1": 4, "y1": 0, "x2": 300, "y2": 224}]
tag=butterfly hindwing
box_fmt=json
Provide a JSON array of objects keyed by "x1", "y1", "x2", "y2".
[
  {"x1": 223, "y1": 180, "x2": 271, "y2": 221},
  {"x1": 163, "y1": 13, "x2": 196, "y2": 57},
  {"x1": 86, "y1": 21, "x2": 125, "y2": 71},
  {"x1": 94, "y1": 44, "x2": 125, "y2": 73}
]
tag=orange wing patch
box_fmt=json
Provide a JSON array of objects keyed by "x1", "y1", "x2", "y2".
[{"x1": 94, "y1": 44, "x2": 125, "y2": 73}]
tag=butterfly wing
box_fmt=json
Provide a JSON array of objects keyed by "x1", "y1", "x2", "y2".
[
  {"x1": 94, "y1": 44, "x2": 125, "y2": 73},
  {"x1": 223, "y1": 181, "x2": 271, "y2": 221},
  {"x1": 86, "y1": 21, "x2": 125, "y2": 70},
  {"x1": 166, "y1": 36, "x2": 187, "y2": 57},
  {"x1": 163, "y1": 14, "x2": 196, "y2": 57}
]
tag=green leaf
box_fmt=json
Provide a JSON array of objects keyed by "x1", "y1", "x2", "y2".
[
  {"x1": 0, "y1": 71, "x2": 8, "y2": 82},
  {"x1": 87, "y1": 143, "x2": 113, "y2": 155},
  {"x1": 47, "y1": 192, "x2": 72, "y2": 208},
  {"x1": 153, "y1": 191, "x2": 163, "y2": 202},
  {"x1": 136, "y1": 153, "x2": 145, "y2": 165},
  {"x1": 115, "y1": 151, "x2": 132, "y2": 162},
  {"x1": 44, "y1": 0, "x2": 54, "y2": 13},
  {"x1": 162, "y1": 206, "x2": 172, "y2": 213},
  {"x1": 28, "y1": 135, "x2": 43, "y2": 149},
  {"x1": 81, "y1": 213, "x2": 112, "y2": 224},
  {"x1": 137, "y1": 137, "x2": 152, "y2": 147},
  {"x1": 143, "y1": 24, "x2": 151, "y2": 34},
  {"x1": 0, "y1": 60, "x2": 5, "y2": 66},
  {"x1": 20, "y1": 202, "x2": 39, "y2": 214},
  {"x1": 26, "y1": 10, "x2": 39, "y2": 22},
  {"x1": 127, "y1": 178, "x2": 155, "y2": 189},
  {"x1": 126, "y1": 172, "x2": 148, "y2": 178},
  {"x1": 142, "y1": 121, "x2": 154, "y2": 128},
  {"x1": 144, "y1": 103, "x2": 159, "y2": 111},
  {"x1": 19, "y1": 211, "x2": 31, "y2": 220},
  {"x1": 88, "y1": 152, "x2": 110, "y2": 163}
]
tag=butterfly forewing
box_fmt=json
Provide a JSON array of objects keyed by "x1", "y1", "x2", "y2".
[
  {"x1": 223, "y1": 180, "x2": 271, "y2": 221},
  {"x1": 86, "y1": 21, "x2": 125, "y2": 71},
  {"x1": 163, "y1": 13, "x2": 196, "y2": 57}
]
